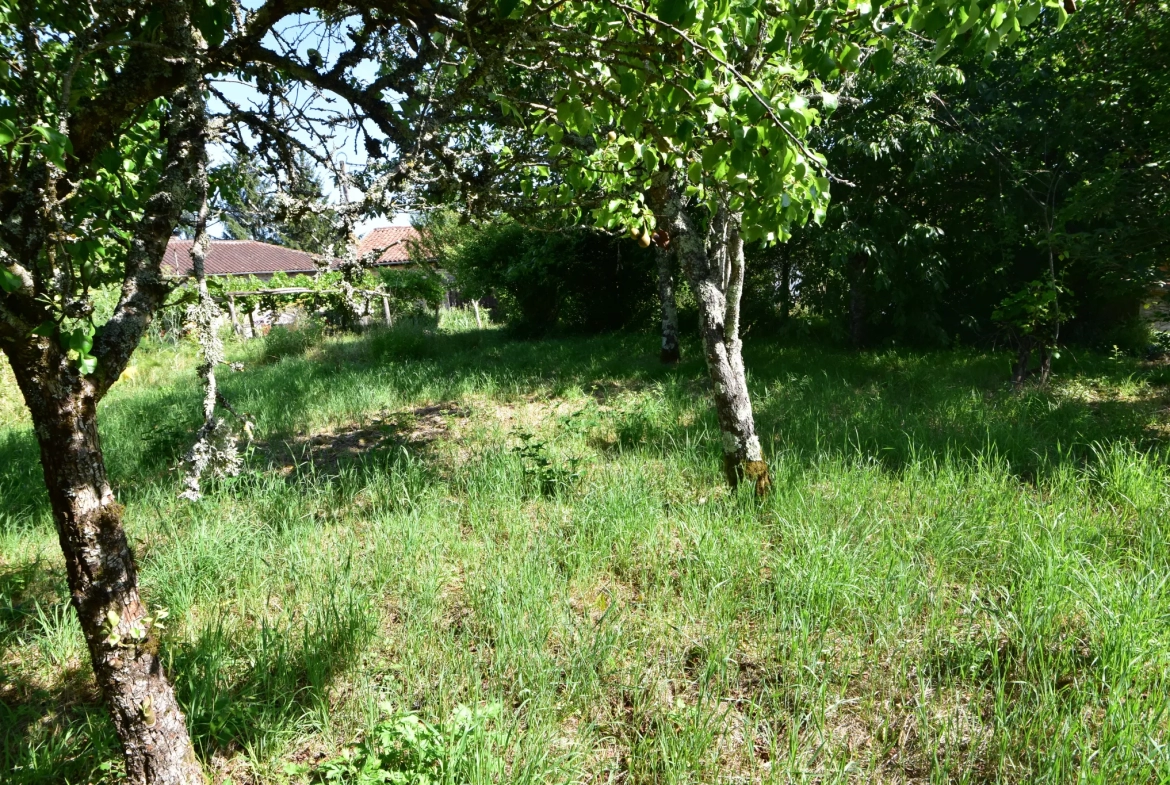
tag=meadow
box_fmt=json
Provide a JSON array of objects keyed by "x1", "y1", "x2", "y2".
[{"x1": 3, "y1": 312, "x2": 1169, "y2": 783}]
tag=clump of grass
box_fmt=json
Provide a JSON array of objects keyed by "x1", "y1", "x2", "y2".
[
  {"x1": 262, "y1": 323, "x2": 325, "y2": 364},
  {"x1": 2, "y1": 328, "x2": 1169, "y2": 783}
]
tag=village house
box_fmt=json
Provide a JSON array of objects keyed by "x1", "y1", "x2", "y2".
[{"x1": 163, "y1": 226, "x2": 420, "y2": 280}]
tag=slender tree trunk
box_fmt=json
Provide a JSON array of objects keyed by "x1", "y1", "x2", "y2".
[
  {"x1": 656, "y1": 246, "x2": 680, "y2": 364},
  {"x1": 780, "y1": 255, "x2": 792, "y2": 322},
  {"x1": 652, "y1": 180, "x2": 769, "y2": 493},
  {"x1": 1012, "y1": 336, "x2": 1033, "y2": 390},
  {"x1": 5, "y1": 349, "x2": 204, "y2": 783},
  {"x1": 383, "y1": 295, "x2": 393, "y2": 326},
  {"x1": 1037, "y1": 345, "x2": 1052, "y2": 385},
  {"x1": 247, "y1": 308, "x2": 257, "y2": 339},
  {"x1": 472, "y1": 299, "x2": 483, "y2": 329},
  {"x1": 226, "y1": 296, "x2": 242, "y2": 337},
  {"x1": 848, "y1": 252, "x2": 867, "y2": 348}
]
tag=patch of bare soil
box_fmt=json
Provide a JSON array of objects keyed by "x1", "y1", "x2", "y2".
[{"x1": 256, "y1": 402, "x2": 469, "y2": 475}]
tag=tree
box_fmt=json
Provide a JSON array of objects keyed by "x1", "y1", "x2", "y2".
[
  {"x1": 394, "y1": 0, "x2": 1063, "y2": 492},
  {"x1": 0, "y1": 2, "x2": 508, "y2": 780},
  {"x1": 776, "y1": 0, "x2": 1165, "y2": 361}
]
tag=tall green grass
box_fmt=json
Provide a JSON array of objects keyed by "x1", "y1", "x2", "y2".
[{"x1": 1, "y1": 319, "x2": 1168, "y2": 783}]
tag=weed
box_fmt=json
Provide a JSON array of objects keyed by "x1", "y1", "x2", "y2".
[
  {"x1": 314, "y1": 703, "x2": 503, "y2": 784},
  {"x1": 512, "y1": 430, "x2": 582, "y2": 496}
]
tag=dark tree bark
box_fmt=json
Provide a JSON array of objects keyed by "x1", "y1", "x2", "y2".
[
  {"x1": 780, "y1": 254, "x2": 792, "y2": 322},
  {"x1": 656, "y1": 246, "x2": 681, "y2": 364},
  {"x1": 848, "y1": 251, "x2": 868, "y2": 348},
  {"x1": 1011, "y1": 337, "x2": 1053, "y2": 390},
  {"x1": 0, "y1": 4, "x2": 208, "y2": 778},
  {"x1": 652, "y1": 179, "x2": 770, "y2": 494},
  {"x1": 5, "y1": 346, "x2": 203, "y2": 784}
]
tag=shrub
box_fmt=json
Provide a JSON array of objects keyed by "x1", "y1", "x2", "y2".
[
  {"x1": 316, "y1": 703, "x2": 502, "y2": 784},
  {"x1": 261, "y1": 323, "x2": 322, "y2": 364},
  {"x1": 420, "y1": 213, "x2": 657, "y2": 337}
]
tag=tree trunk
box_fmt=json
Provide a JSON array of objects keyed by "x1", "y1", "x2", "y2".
[
  {"x1": 656, "y1": 246, "x2": 681, "y2": 364},
  {"x1": 653, "y1": 185, "x2": 769, "y2": 494},
  {"x1": 383, "y1": 295, "x2": 393, "y2": 326},
  {"x1": 780, "y1": 255, "x2": 792, "y2": 322},
  {"x1": 848, "y1": 252, "x2": 867, "y2": 348},
  {"x1": 247, "y1": 308, "x2": 257, "y2": 339},
  {"x1": 226, "y1": 296, "x2": 242, "y2": 337},
  {"x1": 1037, "y1": 345, "x2": 1052, "y2": 385},
  {"x1": 5, "y1": 349, "x2": 204, "y2": 784},
  {"x1": 472, "y1": 299, "x2": 483, "y2": 329},
  {"x1": 1012, "y1": 337, "x2": 1033, "y2": 390}
]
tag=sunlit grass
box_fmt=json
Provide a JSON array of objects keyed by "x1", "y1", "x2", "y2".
[{"x1": 2, "y1": 313, "x2": 1169, "y2": 783}]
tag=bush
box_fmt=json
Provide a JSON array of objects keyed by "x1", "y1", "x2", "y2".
[
  {"x1": 315, "y1": 703, "x2": 502, "y2": 784},
  {"x1": 261, "y1": 323, "x2": 322, "y2": 363},
  {"x1": 421, "y1": 214, "x2": 658, "y2": 337}
]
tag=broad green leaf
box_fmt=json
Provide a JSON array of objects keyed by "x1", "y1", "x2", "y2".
[
  {"x1": 1017, "y1": 1, "x2": 1041, "y2": 25},
  {"x1": 0, "y1": 266, "x2": 20, "y2": 293},
  {"x1": 657, "y1": 0, "x2": 690, "y2": 25}
]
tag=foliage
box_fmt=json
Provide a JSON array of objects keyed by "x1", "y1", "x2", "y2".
[
  {"x1": 421, "y1": 213, "x2": 657, "y2": 336},
  {"x1": 378, "y1": 268, "x2": 447, "y2": 316},
  {"x1": 209, "y1": 151, "x2": 341, "y2": 257},
  {"x1": 770, "y1": 0, "x2": 1167, "y2": 349},
  {"x1": 511, "y1": 431, "x2": 583, "y2": 497},
  {"x1": 403, "y1": 0, "x2": 1062, "y2": 254},
  {"x1": 316, "y1": 703, "x2": 502, "y2": 784},
  {"x1": 992, "y1": 279, "x2": 1067, "y2": 342}
]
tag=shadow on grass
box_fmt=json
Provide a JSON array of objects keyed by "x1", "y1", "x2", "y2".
[
  {"x1": 0, "y1": 575, "x2": 376, "y2": 782},
  {"x1": 172, "y1": 585, "x2": 377, "y2": 761},
  {"x1": 1, "y1": 325, "x2": 1167, "y2": 778},
  {"x1": 2, "y1": 327, "x2": 1167, "y2": 526}
]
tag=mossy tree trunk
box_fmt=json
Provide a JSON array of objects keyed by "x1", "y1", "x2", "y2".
[
  {"x1": 656, "y1": 246, "x2": 681, "y2": 364},
  {"x1": 5, "y1": 345, "x2": 204, "y2": 783},
  {"x1": 653, "y1": 180, "x2": 770, "y2": 494}
]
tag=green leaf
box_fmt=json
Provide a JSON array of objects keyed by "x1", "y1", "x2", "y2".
[
  {"x1": 66, "y1": 327, "x2": 94, "y2": 355},
  {"x1": 0, "y1": 266, "x2": 20, "y2": 293},
  {"x1": 192, "y1": 0, "x2": 232, "y2": 48},
  {"x1": 840, "y1": 43, "x2": 862, "y2": 72},
  {"x1": 702, "y1": 141, "x2": 729, "y2": 170},
  {"x1": 657, "y1": 0, "x2": 690, "y2": 24},
  {"x1": 1017, "y1": 1, "x2": 1041, "y2": 25},
  {"x1": 867, "y1": 46, "x2": 894, "y2": 77},
  {"x1": 77, "y1": 355, "x2": 98, "y2": 376},
  {"x1": 497, "y1": 0, "x2": 522, "y2": 18}
]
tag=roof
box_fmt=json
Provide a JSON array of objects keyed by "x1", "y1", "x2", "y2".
[
  {"x1": 357, "y1": 226, "x2": 420, "y2": 265},
  {"x1": 164, "y1": 238, "x2": 320, "y2": 277}
]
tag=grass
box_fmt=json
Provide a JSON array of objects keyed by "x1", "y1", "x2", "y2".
[{"x1": 2, "y1": 310, "x2": 1170, "y2": 783}]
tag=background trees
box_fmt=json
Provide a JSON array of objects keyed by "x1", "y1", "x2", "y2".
[{"x1": 766, "y1": 0, "x2": 1167, "y2": 352}]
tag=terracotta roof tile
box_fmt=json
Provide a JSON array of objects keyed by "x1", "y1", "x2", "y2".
[
  {"x1": 357, "y1": 226, "x2": 420, "y2": 265},
  {"x1": 164, "y1": 238, "x2": 320, "y2": 277}
]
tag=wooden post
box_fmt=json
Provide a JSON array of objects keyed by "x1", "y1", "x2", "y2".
[
  {"x1": 227, "y1": 296, "x2": 242, "y2": 336},
  {"x1": 248, "y1": 308, "x2": 257, "y2": 339},
  {"x1": 382, "y1": 295, "x2": 393, "y2": 326},
  {"x1": 473, "y1": 299, "x2": 483, "y2": 329}
]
